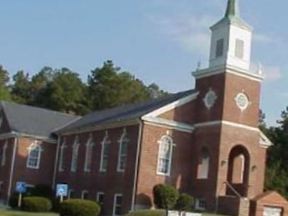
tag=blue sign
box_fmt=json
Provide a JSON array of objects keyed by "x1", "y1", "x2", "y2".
[
  {"x1": 56, "y1": 184, "x2": 68, "y2": 197},
  {"x1": 16, "y1": 182, "x2": 27, "y2": 194}
]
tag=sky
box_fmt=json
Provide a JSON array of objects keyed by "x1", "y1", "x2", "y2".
[{"x1": 0, "y1": 0, "x2": 287, "y2": 126}]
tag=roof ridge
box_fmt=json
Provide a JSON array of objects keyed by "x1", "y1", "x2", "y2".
[
  {"x1": 57, "y1": 89, "x2": 195, "y2": 133},
  {"x1": 0, "y1": 100, "x2": 78, "y2": 118}
]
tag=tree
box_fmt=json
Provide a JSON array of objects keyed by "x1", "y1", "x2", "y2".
[
  {"x1": 88, "y1": 60, "x2": 151, "y2": 110},
  {"x1": 264, "y1": 107, "x2": 288, "y2": 198},
  {"x1": 0, "y1": 65, "x2": 11, "y2": 100},
  {"x1": 41, "y1": 68, "x2": 89, "y2": 115},
  {"x1": 11, "y1": 70, "x2": 31, "y2": 103},
  {"x1": 147, "y1": 83, "x2": 168, "y2": 99},
  {"x1": 175, "y1": 193, "x2": 193, "y2": 213},
  {"x1": 153, "y1": 184, "x2": 179, "y2": 216}
]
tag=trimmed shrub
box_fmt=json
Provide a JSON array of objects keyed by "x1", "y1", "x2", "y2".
[
  {"x1": 126, "y1": 209, "x2": 165, "y2": 216},
  {"x1": 153, "y1": 184, "x2": 179, "y2": 210},
  {"x1": 59, "y1": 199, "x2": 100, "y2": 216},
  {"x1": 175, "y1": 193, "x2": 194, "y2": 212},
  {"x1": 22, "y1": 196, "x2": 52, "y2": 212}
]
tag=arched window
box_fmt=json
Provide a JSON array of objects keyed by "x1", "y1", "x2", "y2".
[
  {"x1": 197, "y1": 148, "x2": 210, "y2": 179},
  {"x1": 71, "y1": 136, "x2": 80, "y2": 172},
  {"x1": 100, "y1": 131, "x2": 110, "y2": 172},
  {"x1": 117, "y1": 128, "x2": 129, "y2": 172},
  {"x1": 157, "y1": 135, "x2": 174, "y2": 176},
  {"x1": 84, "y1": 134, "x2": 94, "y2": 172},
  {"x1": 81, "y1": 190, "x2": 89, "y2": 199},
  {"x1": 27, "y1": 141, "x2": 42, "y2": 169},
  {"x1": 58, "y1": 138, "x2": 66, "y2": 172}
]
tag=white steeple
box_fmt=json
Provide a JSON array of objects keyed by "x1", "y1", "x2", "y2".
[{"x1": 209, "y1": 0, "x2": 252, "y2": 71}]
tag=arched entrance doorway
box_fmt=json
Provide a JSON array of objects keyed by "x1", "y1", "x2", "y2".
[{"x1": 226, "y1": 145, "x2": 250, "y2": 197}]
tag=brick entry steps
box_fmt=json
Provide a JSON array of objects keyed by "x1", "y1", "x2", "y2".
[{"x1": 217, "y1": 196, "x2": 250, "y2": 216}]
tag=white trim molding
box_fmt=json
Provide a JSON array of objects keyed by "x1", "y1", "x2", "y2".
[
  {"x1": 117, "y1": 128, "x2": 129, "y2": 172},
  {"x1": 113, "y1": 193, "x2": 123, "y2": 216},
  {"x1": 195, "y1": 120, "x2": 259, "y2": 132},
  {"x1": 81, "y1": 190, "x2": 89, "y2": 199},
  {"x1": 99, "y1": 131, "x2": 111, "y2": 172},
  {"x1": 144, "y1": 92, "x2": 199, "y2": 118},
  {"x1": 156, "y1": 134, "x2": 176, "y2": 176},
  {"x1": 192, "y1": 64, "x2": 263, "y2": 82},
  {"x1": 259, "y1": 131, "x2": 273, "y2": 148},
  {"x1": 26, "y1": 140, "x2": 43, "y2": 169},
  {"x1": 142, "y1": 116, "x2": 194, "y2": 133},
  {"x1": 84, "y1": 134, "x2": 94, "y2": 172}
]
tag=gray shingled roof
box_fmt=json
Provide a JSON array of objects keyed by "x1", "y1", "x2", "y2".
[
  {"x1": 58, "y1": 89, "x2": 197, "y2": 134},
  {"x1": 0, "y1": 101, "x2": 79, "y2": 139}
]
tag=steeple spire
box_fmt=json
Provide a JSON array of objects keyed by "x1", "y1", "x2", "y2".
[{"x1": 225, "y1": 0, "x2": 239, "y2": 18}]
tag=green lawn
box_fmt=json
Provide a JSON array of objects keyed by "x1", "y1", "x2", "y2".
[{"x1": 0, "y1": 209, "x2": 58, "y2": 216}]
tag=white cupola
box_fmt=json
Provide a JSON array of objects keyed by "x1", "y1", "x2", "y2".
[{"x1": 209, "y1": 0, "x2": 252, "y2": 71}]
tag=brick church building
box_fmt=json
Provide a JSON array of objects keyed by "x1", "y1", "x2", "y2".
[{"x1": 0, "y1": 0, "x2": 287, "y2": 215}]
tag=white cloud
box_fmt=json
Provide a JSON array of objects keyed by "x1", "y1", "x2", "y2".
[
  {"x1": 265, "y1": 66, "x2": 282, "y2": 81},
  {"x1": 254, "y1": 33, "x2": 273, "y2": 44},
  {"x1": 251, "y1": 63, "x2": 282, "y2": 81},
  {"x1": 149, "y1": 14, "x2": 215, "y2": 56}
]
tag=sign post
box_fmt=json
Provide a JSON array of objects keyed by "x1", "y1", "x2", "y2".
[
  {"x1": 16, "y1": 182, "x2": 27, "y2": 208},
  {"x1": 56, "y1": 184, "x2": 68, "y2": 203}
]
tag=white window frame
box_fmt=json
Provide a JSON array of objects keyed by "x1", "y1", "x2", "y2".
[
  {"x1": 117, "y1": 128, "x2": 129, "y2": 172},
  {"x1": 84, "y1": 134, "x2": 94, "y2": 172},
  {"x1": 81, "y1": 190, "x2": 89, "y2": 199},
  {"x1": 195, "y1": 198, "x2": 206, "y2": 211},
  {"x1": 58, "y1": 139, "x2": 66, "y2": 172},
  {"x1": 26, "y1": 141, "x2": 43, "y2": 169},
  {"x1": 96, "y1": 192, "x2": 104, "y2": 205},
  {"x1": 156, "y1": 135, "x2": 175, "y2": 176},
  {"x1": 113, "y1": 193, "x2": 123, "y2": 216},
  {"x1": 1, "y1": 140, "x2": 8, "y2": 166},
  {"x1": 99, "y1": 131, "x2": 110, "y2": 172},
  {"x1": 71, "y1": 136, "x2": 80, "y2": 172}
]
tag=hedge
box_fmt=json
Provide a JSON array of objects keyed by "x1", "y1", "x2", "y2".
[
  {"x1": 59, "y1": 199, "x2": 100, "y2": 216},
  {"x1": 22, "y1": 196, "x2": 52, "y2": 212},
  {"x1": 126, "y1": 210, "x2": 165, "y2": 216}
]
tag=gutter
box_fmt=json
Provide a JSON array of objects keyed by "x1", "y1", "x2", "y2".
[
  {"x1": 131, "y1": 119, "x2": 143, "y2": 211},
  {"x1": 7, "y1": 137, "x2": 18, "y2": 200},
  {"x1": 52, "y1": 136, "x2": 61, "y2": 189}
]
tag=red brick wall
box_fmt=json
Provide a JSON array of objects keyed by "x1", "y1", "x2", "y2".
[
  {"x1": 222, "y1": 73, "x2": 261, "y2": 127},
  {"x1": 194, "y1": 72, "x2": 260, "y2": 127},
  {"x1": 194, "y1": 73, "x2": 226, "y2": 123},
  {"x1": 135, "y1": 124, "x2": 194, "y2": 209},
  {"x1": 251, "y1": 192, "x2": 288, "y2": 216},
  {"x1": 56, "y1": 125, "x2": 140, "y2": 215},
  {"x1": 159, "y1": 101, "x2": 196, "y2": 125},
  {"x1": 190, "y1": 125, "x2": 222, "y2": 210},
  {"x1": 12, "y1": 137, "x2": 56, "y2": 189},
  {"x1": 216, "y1": 125, "x2": 266, "y2": 199}
]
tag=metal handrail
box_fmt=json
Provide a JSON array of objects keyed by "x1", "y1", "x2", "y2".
[{"x1": 224, "y1": 181, "x2": 242, "y2": 198}]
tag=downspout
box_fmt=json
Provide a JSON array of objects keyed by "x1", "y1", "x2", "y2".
[
  {"x1": 52, "y1": 136, "x2": 61, "y2": 189},
  {"x1": 130, "y1": 119, "x2": 144, "y2": 211},
  {"x1": 8, "y1": 136, "x2": 18, "y2": 200}
]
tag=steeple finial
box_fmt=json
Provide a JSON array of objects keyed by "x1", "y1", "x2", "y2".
[{"x1": 225, "y1": 0, "x2": 239, "y2": 18}]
